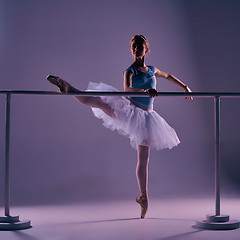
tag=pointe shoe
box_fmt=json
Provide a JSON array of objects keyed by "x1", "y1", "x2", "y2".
[
  {"x1": 46, "y1": 75, "x2": 72, "y2": 93},
  {"x1": 136, "y1": 193, "x2": 148, "y2": 218}
]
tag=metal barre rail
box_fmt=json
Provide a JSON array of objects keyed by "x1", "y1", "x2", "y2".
[
  {"x1": 0, "y1": 90, "x2": 240, "y2": 230},
  {"x1": 1, "y1": 90, "x2": 240, "y2": 97}
]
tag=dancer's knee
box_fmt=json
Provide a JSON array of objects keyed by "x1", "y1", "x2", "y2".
[{"x1": 138, "y1": 145, "x2": 150, "y2": 162}]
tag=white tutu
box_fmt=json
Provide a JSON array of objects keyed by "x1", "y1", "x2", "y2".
[{"x1": 87, "y1": 82, "x2": 180, "y2": 150}]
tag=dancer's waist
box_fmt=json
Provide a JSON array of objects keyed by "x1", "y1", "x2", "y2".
[{"x1": 128, "y1": 98, "x2": 153, "y2": 111}]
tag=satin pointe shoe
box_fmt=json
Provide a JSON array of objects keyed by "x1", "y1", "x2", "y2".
[
  {"x1": 47, "y1": 75, "x2": 73, "y2": 93},
  {"x1": 136, "y1": 192, "x2": 148, "y2": 218}
]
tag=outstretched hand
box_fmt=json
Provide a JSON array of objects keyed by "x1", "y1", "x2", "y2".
[
  {"x1": 184, "y1": 86, "x2": 193, "y2": 101},
  {"x1": 145, "y1": 88, "x2": 158, "y2": 98}
]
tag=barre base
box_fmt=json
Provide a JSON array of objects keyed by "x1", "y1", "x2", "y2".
[
  {"x1": 0, "y1": 215, "x2": 31, "y2": 230},
  {"x1": 196, "y1": 214, "x2": 239, "y2": 230}
]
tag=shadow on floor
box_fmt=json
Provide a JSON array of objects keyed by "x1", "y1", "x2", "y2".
[
  {"x1": 13, "y1": 230, "x2": 40, "y2": 240},
  {"x1": 155, "y1": 229, "x2": 204, "y2": 240}
]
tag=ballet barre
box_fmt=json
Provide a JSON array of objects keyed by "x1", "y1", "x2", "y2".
[{"x1": 0, "y1": 90, "x2": 240, "y2": 230}]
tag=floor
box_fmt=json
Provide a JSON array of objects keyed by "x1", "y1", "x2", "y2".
[{"x1": 0, "y1": 198, "x2": 240, "y2": 240}]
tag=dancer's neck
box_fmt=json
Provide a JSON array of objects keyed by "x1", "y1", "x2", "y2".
[{"x1": 132, "y1": 56, "x2": 146, "y2": 68}]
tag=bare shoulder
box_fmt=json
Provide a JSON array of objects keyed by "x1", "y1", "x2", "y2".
[
  {"x1": 154, "y1": 67, "x2": 169, "y2": 78},
  {"x1": 124, "y1": 68, "x2": 134, "y2": 79},
  {"x1": 124, "y1": 68, "x2": 133, "y2": 89}
]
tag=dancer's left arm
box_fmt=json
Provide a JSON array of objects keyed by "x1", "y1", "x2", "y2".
[{"x1": 154, "y1": 67, "x2": 193, "y2": 101}]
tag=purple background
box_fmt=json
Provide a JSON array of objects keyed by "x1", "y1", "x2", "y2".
[{"x1": 0, "y1": 0, "x2": 240, "y2": 206}]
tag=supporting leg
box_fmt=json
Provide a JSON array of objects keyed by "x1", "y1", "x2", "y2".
[
  {"x1": 136, "y1": 145, "x2": 149, "y2": 218},
  {"x1": 136, "y1": 145, "x2": 149, "y2": 193}
]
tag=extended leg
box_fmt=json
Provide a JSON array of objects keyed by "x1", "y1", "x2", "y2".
[
  {"x1": 47, "y1": 75, "x2": 116, "y2": 118},
  {"x1": 74, "y1": 95, "x2": 116, "y2": 118},
  {"x1": 136, "y1": 145, "x2": 150, "y2": 218}
]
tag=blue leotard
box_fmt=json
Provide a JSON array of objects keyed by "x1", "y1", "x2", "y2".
[{"x1": 125, "y1": 66, "x2": 156, "y2": 110}]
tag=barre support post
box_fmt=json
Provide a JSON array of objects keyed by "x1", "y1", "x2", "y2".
[
  {"x1": 195, "y1": 96, "x2": 239, "y2": 230},
  {"x1": 0, "y1": 94, "x2": 31, "y2": 230},
  {"x1": 5, "y1": 93, "x2": 11, "y2": 217},
  {"x1": 215, "y1": 96, "x2": 220, "y2": 216}
]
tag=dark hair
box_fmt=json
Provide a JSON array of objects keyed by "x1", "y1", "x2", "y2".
[{"x1": 130, "y1": 35, "x2": 149, "y2": 52}]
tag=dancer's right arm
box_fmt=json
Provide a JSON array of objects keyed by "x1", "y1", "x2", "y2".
[{"x1": 124, "y1": 69, "x2": 157, "y2": 97}]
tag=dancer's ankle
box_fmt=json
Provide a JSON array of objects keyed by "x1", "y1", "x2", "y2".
[{"x1": 140, "y1": 191, "x2": 148, "y2": 199}]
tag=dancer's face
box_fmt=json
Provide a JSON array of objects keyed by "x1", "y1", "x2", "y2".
[{"x1": 131, "y1": 40, "x2": 148, "y2": 58}]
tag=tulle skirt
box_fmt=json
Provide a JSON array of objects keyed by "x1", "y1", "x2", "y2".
[{"x1": 87, "y1": 82, "x2": 180, "y2": 150}]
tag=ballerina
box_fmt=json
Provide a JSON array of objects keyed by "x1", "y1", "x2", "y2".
[{"x1": 47, "y1": 34, "x2": 192, "y2": 218}]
